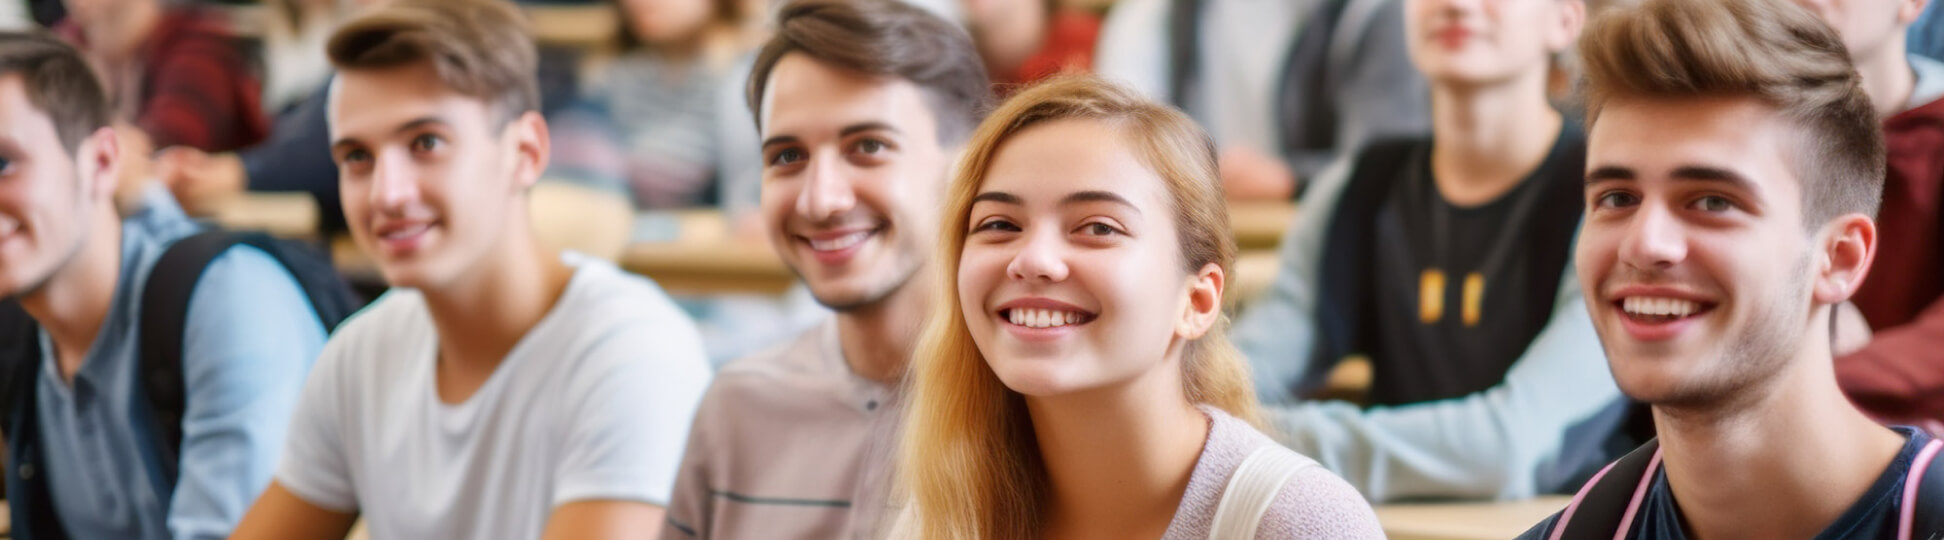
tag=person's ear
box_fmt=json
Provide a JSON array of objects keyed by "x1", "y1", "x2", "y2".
[
  {"x1": 1812, "y1": 213, "x2": 1876, "y2": 305},
  {"x1": 1899, "y1": 0, "x2": 1929, "y2": 25},
  {"x1": 508, "y1": 110, "x2": 549, "y2": 190},
  {"x1": 1549, "y1": 0, "x2": 1588, "y2": 53},
  {"x1": 77, "y1": 126, "x2": 119, "y2": 203},
  {"x1": 1176, "y1": 262, "x2": 1226, "y2": 340}
]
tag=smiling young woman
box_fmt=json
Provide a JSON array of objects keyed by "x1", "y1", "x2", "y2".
[{"x1": 890, "y1": 76, "x2": 1382, "y2": 539}]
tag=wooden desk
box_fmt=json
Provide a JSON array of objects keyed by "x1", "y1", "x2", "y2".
[
  {"x1": 1228, "y1": 201, "x2": 1296, "y2": 251},
  {"x1": 1375, "y1": 496, "x2": 1568, "y2": 540}
]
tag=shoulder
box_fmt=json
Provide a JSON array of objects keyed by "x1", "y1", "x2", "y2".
[
  {"x1": 178, "y1": 244, "x2": 326, "y2": 355},
  {"x1": 1198, "y1": 407, "x2": 1384, "y2": 538},
  {"x1": 557, "y1": 257, "x2": 701, "y2": 343},
  {"x1": 696, "y1": 324, "x2": 836, "y2": 413},
  {"x1": 317, "y1": 289, "x2": 430, "y2": 364}
]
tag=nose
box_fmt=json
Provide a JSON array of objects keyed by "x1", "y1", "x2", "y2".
[
  {"x1": 1006, "y1": 226, "x2": 1070, "y2": 283},
  {"x1": 1618, "y1": 201, "x2": 1688, "y2": 271},
  {"x1": 796, "y1": 151, "x2": 855, "y2": 222},
  {"x1": 369, "y1": 150, "x2": 421, "y2": 213}
]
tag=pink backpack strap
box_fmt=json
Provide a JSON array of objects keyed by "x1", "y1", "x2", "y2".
[
  {"x1": 1900, "y1": 439, "x2": 1944, "y2": 540},
  {"x1": 1550, "y1": 460, "x2": 1623, "y2": 540}
]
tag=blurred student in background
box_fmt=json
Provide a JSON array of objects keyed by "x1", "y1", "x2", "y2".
[
  {"x1": 895, "y1": 76, "x2": 1382, "y2": 538},
  {"x1": 1522, "y1": 0, "x2": 1944, "y2": 535},
  {"x1": 230, "y1": 1, "x2": 711, "y2": 538},
  {"x1": 962, "y1": 0, "x2": 1101, "y2": 90},
  {"x1": 1233, "y1": 0, "x2": 1627, "y2": 503},
  {"x1": 58, "y1": 0, "x2": 265, "y2": 153},
  {"x1": 550, "y1": 0, "x2": 764, "y2": 210},
  {"x1": 661, "y1": 0, "x2": 988, "y2": 536},
  {"x1": 1094, "y1": 0, "x2": 1430, "y2": 200}
]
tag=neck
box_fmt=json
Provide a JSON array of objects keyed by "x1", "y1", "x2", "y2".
[
  {"x1": 421, "y1": 225, "x2": 573, "y2": 375},
  {"x1": 1428, "y1": 69, "x2": 1563, "y2": 207},
  {"x1": 89, "y1": 2, "x2": 162, "y2": 63},
  {"x1": 1654, "y1": 317, "x2": 1906, "y2": 540},
  {"x1": 1032, "y1": 360, "x2": 1207, "y2": 540},
  {"x1": 973, "y1": 7, "x2": 1049, "y2": 81},
  {"x1": 17, "y1": 208, "x2": 124, "y2": 383},
  {"x1": 836, "y1": 270, "x2": 931, "y2": 384},
  {"x1": 1855, "y1": 41, "x2": 1917, "y2": 118}
]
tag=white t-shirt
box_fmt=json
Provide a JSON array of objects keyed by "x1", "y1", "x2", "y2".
[{"x1": 274, "y1": 253, "x2": 713, "y2": 539}]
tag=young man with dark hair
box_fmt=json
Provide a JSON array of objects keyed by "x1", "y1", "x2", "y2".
[
  {"x1": 1522, "y1": 0, "x2": 1941, "y2": 536},
  {"x1": 661, "y1": 0, "x2": 989, "y2": 537},
  {"x1": 0, "y1": 32, "x2": 326, "y2": 540},
  {"x1": 230, "y1": 1, "x2": 713, "y2": 538}
]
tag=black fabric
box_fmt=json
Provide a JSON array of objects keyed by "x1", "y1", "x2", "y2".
[
  {"x1": 1528, "y1": 428, "x2": 1944, "y2": 539},
  {"x1": 1363, "y1": 126, "x2": 1585, "y2": 405},
  {"x1": 0, "y1": 230, "x2": 360, "y2": 539}
]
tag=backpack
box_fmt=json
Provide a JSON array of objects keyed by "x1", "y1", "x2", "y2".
[
  {"x1": 1546, "y1": 437, "x2": 1944, "y2": 540},
  {"x1": 0, "y1": 230, "x2": 361, "y2": 490}
]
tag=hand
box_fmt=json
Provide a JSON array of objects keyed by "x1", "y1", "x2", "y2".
[
  {"x1": 1834, "y1": 301, "x2": 1873, "y2": 357},
  {"x1": 154, "y1": 146, "x2": 247, "y2": 215},
  {"x1": 1219, "y1": 146, "x2": 1298, "y2": 201}
]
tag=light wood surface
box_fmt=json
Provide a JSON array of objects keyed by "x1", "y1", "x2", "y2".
[
  {"x1": 1375, "y1": 495, "x2": 1569, "y2": 540},
  {"x1": 1229, "y1": 201, "x2": 1297, "y2": 251}
]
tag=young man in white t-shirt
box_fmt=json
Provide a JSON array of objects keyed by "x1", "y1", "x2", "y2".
[{"x1": 230, "y1": 1, "x2": 713, "y2": 538}]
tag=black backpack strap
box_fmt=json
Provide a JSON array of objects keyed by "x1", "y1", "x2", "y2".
[
  {"x1": 1552, "y1": 438, "x2": 1662, "y2": 540},
  {"x1": 1165, "y1": 0, "x2": 1202, "y2": 109},
  {"x1": 136, "y1": 230, "x2": 362, "y2": 492},
  {"x1": 137, "y1": 230, "x2": 257, "y2": 488},
  {"x1": 1902, "y1": 437, "x2": 1943, "y2": 538}
]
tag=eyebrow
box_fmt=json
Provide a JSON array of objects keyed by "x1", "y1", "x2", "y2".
[
  {"x1": 330, "y1": 115, "x2": 450, "y2": 151},
  {"x1": 969, "y1": 190, "x2": 1144, "y2": 215},
  {"x1": 760, "y1": 121, "x2": 903, "y2": 150},
  {"x1": 1586, "y1": 164, "x2": 1760, "y2": 192}
]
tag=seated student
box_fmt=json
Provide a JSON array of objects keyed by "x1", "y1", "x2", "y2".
[
  {"x1": 228, "y1": 1, "x2": 713, "y2": 538},
  {"x1": 548, "y1": 0, "x2": 763, "y2": 210},
  {"x1": 1232, "y1": 0, "x2": 1624, "y2": 502},
  {"x1": 1799, "y1": 0, "x2": 1944, "y2": 432},
  {"x1": 1521, "y1": 0, "x2": 1944, "y2": 536},
  {"x1": 894, "y1": 76, "x2": 1383, "y2": 538},
  {"x1": 660, "y1": 0, "x2": 988, "y2": 538},
  {"x1": 1093, "y1": 0, "x2": 1431, "y2": 200},
  {"x1": 56, "y1": 0, "x2": 266, "y2": 152},
  {"x1": 0, "y1": 33, "x2": 327, "y2": 540},
  {"x1": 962, "y1": 0, "x2": 1102, "y2": 89}
]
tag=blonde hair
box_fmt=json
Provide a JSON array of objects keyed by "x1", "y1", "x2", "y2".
[{"x1": 896, "y1": 76, "x2": 1263, "y2": 539}]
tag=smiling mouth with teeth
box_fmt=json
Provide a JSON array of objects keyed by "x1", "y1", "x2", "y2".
[
  {"x1": 1003, "y1": 308, "x2": 1096, "y2": 328},
  {"x1": 1619, "y1": 296, "x2": 1713, "y2": 323}
]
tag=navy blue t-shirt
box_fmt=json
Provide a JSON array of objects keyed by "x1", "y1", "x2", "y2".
[{"x1": 1520, "y1": 427, "x2": 1936, "y2": 539}]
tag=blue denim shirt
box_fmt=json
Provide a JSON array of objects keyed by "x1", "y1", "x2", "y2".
[{"x1": 29, "y1": 190, "x2": 325, "y2": 540}]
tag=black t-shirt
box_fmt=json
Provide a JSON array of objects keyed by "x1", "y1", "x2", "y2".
[
  {"x1": 1520, "y1": 427, "x2": 1938, "y2": 539},
  {"x1": 1362, "y1": 124, "x2": 1587, "y2": 405}
]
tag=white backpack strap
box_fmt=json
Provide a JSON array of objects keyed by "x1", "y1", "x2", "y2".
[{"x1": 1209, "y1": 446, "x2": 1313, "y2": 540}]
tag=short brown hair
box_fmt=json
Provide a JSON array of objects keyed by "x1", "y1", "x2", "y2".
[
  {"x1": 746, "y1": 0, "x2": 991, "y2": 144},
  {"x1": 327, "y1": 0, "x2": 539, "y2": 126},
  {"x1": 1579, "y1": 0, "x2": 1884, "y2": 226},
  {"x1": 0, "y1": 32, "x2": 109, "y2": 155}
]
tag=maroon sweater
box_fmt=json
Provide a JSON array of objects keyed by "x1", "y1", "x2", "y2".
[
  {"x1": 1839, "y1": 95, "x2": 1944, "y2": 425},
  {"x1": 61, "y1": 9, "x2": 268, "y2": 152}
]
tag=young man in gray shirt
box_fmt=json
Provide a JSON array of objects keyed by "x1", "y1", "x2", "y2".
[{"x1": 660, "y1": 0, "x2": 989, "y2": 538}]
